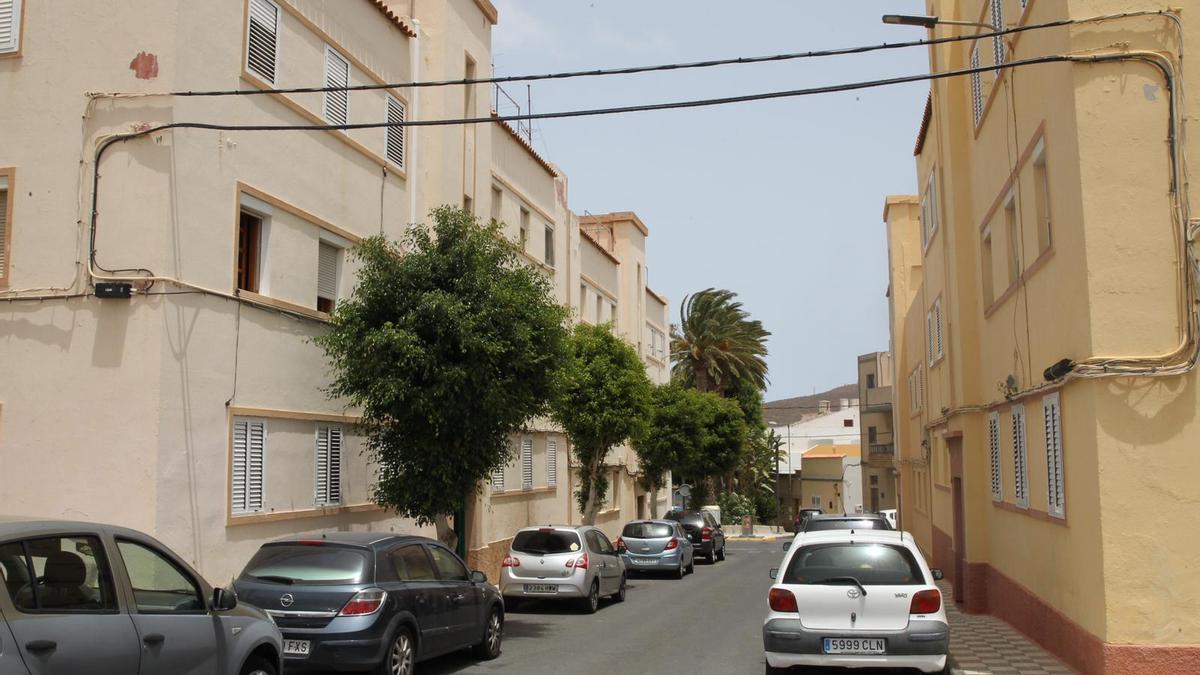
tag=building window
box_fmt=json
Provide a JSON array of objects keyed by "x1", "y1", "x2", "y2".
[
  {"x1": 870, "y1": 475, "x2": 878, "y2": 485},
  {"x1": 843, "y1": 419, "x2": 853, "y2": 428},
  {"x1": 596, "y1": 296, "x2": 603, "y2": 324},
  {"x1": 970, "y1": 45, "x2": 983, "y2": 126},
  {"x1": 490, "y1": 186, "x2": 502, "y2": 223},
  {"x1": 547, "y1": 438, "x2": 558, "y2": 487},
  {"x1": 920, "y1": 170, "x2": 938, "y2": 250},
  {"x1": 1033, "y1": 141, "x2": 1051, "y2": 254},
  {"x1": 580, "y1": 284, "x2": 588, "y2": 319},
  {"x1": 490, "y1": 462, "x2": 505, "y2": 492},
  {"x1": 317, "y1": 241, "x2": 340, "y2": 313},
  {"x1": 811, "y1": 495, "x2": 821, "y2": 508},
  {"x1": 520, "y1": 438, "x2": 533, "y2": 490},
  {"x1": 866, "y1": 373, "x2": 875, "y2": 389},
  {"x1": 463, "y1": 194, "x2": 473, "y2": 214},
  {"x1": 464, "y1": 54, "x2": 476, "y2": 118},
  {"x1": 323, "y1": 46, "x2": 350, "y2": 125},
  {"x1": 981, "y1": 226, "x2": 995, "y2": 306},
  {"x1": 988, "y1": 411, "x2": 1002, "y2": 501},
  {"x1": 868, "y1": 426, "x2": 877, "y2": 444},
  {"x1": 927, "y1": 298, "x2": 943, "y2": 365},
  {"x1": 385, "y1": 95, "x2": 406, "y2": 168},
  {"x1": 1012, "y1": 404, "x2": 1029, "y2": 508},
  {"x1": 519, "y1": 207, "x2": 530, "y2": 251},
  {"x1": 231, "y1": 418, "x2": 266, "y2": 514},
  {"x1": 544, "y1": 224, "x2": 555, "y2": 267},
  {"x1": 1043, "y1": 393, "x2": 1065, "y2": 518},
  {"x1": 237, "y1": 210, "x2": 263, "y2": 293},
  {"x1": 0, "y1": 170, "x2": 10, "y2": 286},
  {"x1": 1004, "y1": 192, "x2": 1020, "y2": 286},
  {"x1": 246, "y1": 0, "x2": 279, "y2": 83},
  {"x1": 0, "y1": 0, "x2": 20, "y2": 55},
  {"x1": 314, "y1": 425, "x2": 343, "y2": 506},
  {"x1": 908, "y1": 367, "x2": 923, "y2": 414},
  {"x1": 990, "y1": 0, "x2": 1006, "y2": 68}
]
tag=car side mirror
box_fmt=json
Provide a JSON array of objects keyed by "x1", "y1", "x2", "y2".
[
  {"x1": 931, "y1": 568, "x2": 944, "y2": 581},
  {"x1": 212, "y1": 587, "x2": 238, "y2": 612},
  {"x1": 470, "y1": 570, "x2": 488, "y2": 584},
  {"x1": 782, "y1": 541, "x2": 791, "y2": 551},
  {"x1": 769, "y1": 568, "x2": 779, "y2": 580}
]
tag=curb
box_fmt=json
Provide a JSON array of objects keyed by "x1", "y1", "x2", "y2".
[{"x1": 726, "y1": 535, "x2": 782, "y2": 542}]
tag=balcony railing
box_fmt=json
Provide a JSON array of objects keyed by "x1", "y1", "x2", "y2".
[{"x1": 868, "y1": 443, "x2": 895, "y2": 457}]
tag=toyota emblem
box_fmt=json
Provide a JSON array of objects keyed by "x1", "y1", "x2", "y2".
[
  {"x1": 846, "y1": 588, "x2": 861, "y2": 599},
  {"x1": 280, "y1": 593, "x2": 294, "y2": 608}
]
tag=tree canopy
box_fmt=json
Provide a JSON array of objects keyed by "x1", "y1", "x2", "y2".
[
  {"x1": 671, "y1": 288, "x2": 770, "y2": 395},
  {"x1": 315, "y1": 206, "x2": 569, "y2": 544}
]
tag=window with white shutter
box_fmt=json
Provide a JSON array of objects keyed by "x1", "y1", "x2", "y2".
[
  {"x1": 0, "y1": 0, "x2": 22, "y2": 54},
  {"x1": 921, "y1": 170, "x2": 938, "y2": 249},
  {"x1": 0, "y1": 174, "x2": 9, "y2": 284},
  {"x1": 315, "y1": 425, "x2": 343, "y2": 506},
  {"x1": 934, "y1": 298, "x2": 944, "y2": 360},
  {"x1": 317, "y1": 242, "x2": 339, "y2": 313},
  {"x1": 1012, "y1": 405, "x2": 1029, "y2": 508},
  {"x1": 491, "y1": 463, "x2": 505, "y2": 492},
  {"x1": 520, "y1": 438, "x2": 533, "y2": 490},
  {"x1": 970, "y1": 45, "x2": 983, "y2": 126},
  {"x1": 246, "y1": 0, "x2": 279, "y2": 84},
  {"x1": 1043, "y1": 393, "x2": 1065, "y2": 518},
  {"x1": 547, "y1": 439, "x2": 557, "y2": 487},
  {"x1": 990, "y1": 0, "x2": 1006, "y2": 68},
  {"x1": 988, "y1": 412, "x2": 1002, "y2": 501},
  {"x1": 386, "y1": 95, "x2": 406, "y2": 168},
  {"x1": 926, "y1": 311, "x2": 934, "y2": 364},
  {"x1": 231, "y1": 418, "x2": 266, "y2": 514},
  {"x1": 324, "y1": 46, "x2": 350, "y2": 126}
]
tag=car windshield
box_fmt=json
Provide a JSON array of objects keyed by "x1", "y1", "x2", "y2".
[
  {"x1": 664, "y1": 512, "x2": 703, "y2": 526},
  {"x1": 806, "y1": 518, "x2": 888, "y2": 531},
  {"x1": 241, "y1": 545, "x2": 371, "y2": 585},
  {"x1": 511, "y1": 530, "x2": 581, "y2": 555},
  {"x1": 622, "y1": 523, "x2": 674, "y2": 539},
  {"x1": 783, "y1": 543, "x2": 922, "y2": 586}
]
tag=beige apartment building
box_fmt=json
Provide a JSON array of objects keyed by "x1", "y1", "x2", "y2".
[
  {"x1": 886, "y1": 1, "x2": 1198, "y2": 671},
  {"x1": 0, "y1": 0, "x2": 670, "y2": 584}
]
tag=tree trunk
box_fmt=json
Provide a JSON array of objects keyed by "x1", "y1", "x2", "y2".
[
  {"x1": 648, "y1": 480, "x2": 660, "y2": 518},
  {"x1": 434, "y1": 513, "x2": 458, "y2": 552},
  {"x1": 581, "y1": 452, "x2": 605, "y2": 525}
]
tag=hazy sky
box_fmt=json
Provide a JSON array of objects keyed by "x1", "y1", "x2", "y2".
[{"x1": 490, "y1": 1, "x2": 929, "y2": 400}]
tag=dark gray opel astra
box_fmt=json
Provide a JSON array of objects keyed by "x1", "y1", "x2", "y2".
[{"x1": 234, "y1": 532, "x2": 503, "y2": 674}]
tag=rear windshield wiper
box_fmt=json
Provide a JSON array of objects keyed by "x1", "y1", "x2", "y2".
[
  {"x1": 813, "y1": 576, "x2": 868, "y2": 596},
  {"x1": 250, "y1": 574, "x2": 296, "y2": 585}
]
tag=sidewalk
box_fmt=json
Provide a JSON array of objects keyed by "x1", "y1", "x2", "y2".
[
  {"x1": 940, "y1": 581, "x2": 1074, "y2": 674},
  {"x1": 724, "y1": 524, "x2": 785, "y2": 541}
]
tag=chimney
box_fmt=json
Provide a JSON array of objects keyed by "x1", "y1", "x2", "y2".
[
  {"x1": 840, "y1": 398, "x2": 850, "y2": 410},
  {"x1": 818, "y1": 400, "x2": 830, "y2": 415}
]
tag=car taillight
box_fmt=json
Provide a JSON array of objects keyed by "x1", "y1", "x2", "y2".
[
  {"x1": 501, "y1": 555, "x2": 520, "y2": 568},
  {"x1": 909, "y1": 589, "x2": 941, "y2": 614},
  {"x1": 701, "y1": 527, "x2": 712, "y2": 541},
  {"x1": 616, "y1": 537, "x2": 627, "y2": 552},
  {"x1": 339, "y1": 588, "x2": 387, "y2": 616},
  {"x1": 768, "y1": 587, "x2": 798, "y2": 612},
  {"x1": 664, "y1": 537, "x2": 679, "y2": 550},
  {"x1": 565, "y1": 553, "x2": 589, "y2": 570}
]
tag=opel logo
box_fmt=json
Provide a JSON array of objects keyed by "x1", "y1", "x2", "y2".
[
  {"x1": 846, "y1": 588, "x2": 861, "y2": 599},
  {"x1": 280, "y1": 593, "x2": 294, "y2": 608}
]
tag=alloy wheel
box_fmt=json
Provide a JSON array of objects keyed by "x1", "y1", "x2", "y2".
[
  {"x1": 486, "y1": 610, "x2": 502, "y2": 654},
  {"x1": 589, "y1": 583, "x2": 599, "y2": 611},
  {"x1": 390, "y1": 632, "x2": 415, "y2": 675}
]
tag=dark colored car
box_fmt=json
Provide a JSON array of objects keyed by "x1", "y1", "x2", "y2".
[
  {"x1": 792, "y1": 508, "x2": 823, "y2": 533},
  {"x1": 234, "y1": 533, "x2": 503, "y2": 673},
  {"x1": 801, "y1": 514, "x2": 893, "y2": 532},
  {"x1": 664, "y1": 511, "x2": 726, "y2": 564}
]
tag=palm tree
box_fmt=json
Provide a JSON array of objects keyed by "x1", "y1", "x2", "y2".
[{"x1": 671, "y1": 288, "x2": 770, "y2": 395}]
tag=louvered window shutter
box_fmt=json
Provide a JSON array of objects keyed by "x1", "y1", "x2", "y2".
[
  {"x1": 0, "y1": 181, "x2": 8, "y2": 279},
  {"x1": 386, "y1": 95, "x2": 406, "y2": 168},
  {"x1": 926, "y1": 312, "x2": 934, "y2": 364},
  {"x1": 315, "y1": 426, "x2": 328, "y2": 504},
  {"x1": 232, "y1": 420, "x2": 248, "y2": 512},
  {"x1": 328, "y1": 426, "x2": 342, "y2": 504},
  {"x1": 317, "y1": 242, "x2": 338, "y2": 303},
  {"x1": 547, "y1": 439, "x2": 557, "y2": 487},
  {"x1": 1012, "y1": 406, "x2": 1028, "y2": 508},
  {"x1": 324, "y1": 47, "x2": 350, "y2": 125},
  {"x1": 934, "y1": 300, "x2": 943, "y2": 358},
  {"x1": 991, "y1": 0, "x2": 1005, "y2": 67},
  {"x1": 233, "y1": 418, "x2": 266, "y2": 513},
  {"x1": 247, "y1": 0, "x2": 279, "y2": 83},
  {"x1": 491, "y1": 463, "x2": 505, "y2": 492},
  {"x1": 315, "y1": 425, "x2": 343, "y2": 506},
  {"x1": 521, "y1": 439, "x2": 534, "y2": 489},
  {"x1": 1043, "y1": 394, "x2": 1065, "y2": 517},
  {"x1": 988, "y1": 412, "x2": 1002, "y2": 501},
  {"x1": 970, "y1": 46, "x2": 983, "y2": 125},
  {"x1": 0, "y1": 0, "x2": 21, "y2": 54}
]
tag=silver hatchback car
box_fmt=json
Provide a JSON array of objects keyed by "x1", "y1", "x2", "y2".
[
  {"x1": 617, "y1": 520, "x2": 695, "y2": 578},
  {"x1": 499, "y1": 526, "x2": 626, "y2": 613}
]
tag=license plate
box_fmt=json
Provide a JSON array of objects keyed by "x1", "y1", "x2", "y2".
[
  {"x1": 283, "y1": 640, "x2": 311, "y2": 656},
  {"x1": 631, "y1": 558, "x2": 655, "y2": 565},
  {"x1": 524, "y1": 584, "x2": 558, "y2": 593},
  {"x1": 823, "y1": 638, "x2": 886, "y2": 655}
]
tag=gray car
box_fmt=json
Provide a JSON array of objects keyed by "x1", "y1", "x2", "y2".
[
  {"x1": 617, "y1": 520, "x2": 695, "y2": 578},
  {"x1": 0, "y1": 518, "x2": 281, "y2": 675},
  {"x1": 498, "y1": 526, "x2": 626, "y2": 613}
]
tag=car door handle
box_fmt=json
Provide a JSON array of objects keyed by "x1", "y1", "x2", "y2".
[
  {"x1": 25, "y1": 640, "x2": 56, "y2": 653},
  {"x1": 448, "y1": 593, "x2": 465, "y2": 602},
  {"x1": 142, "y1": 634, "x2": 165, "y2": 647}
]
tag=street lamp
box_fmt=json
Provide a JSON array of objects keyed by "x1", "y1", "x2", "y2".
[{"x1": 882, "y1": 14, "x2": 996, "y2": 31}]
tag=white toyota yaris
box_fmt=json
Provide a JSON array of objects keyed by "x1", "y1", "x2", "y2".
[{"x1": 763, "y1": 530, "x2": 949, "y2": 673}]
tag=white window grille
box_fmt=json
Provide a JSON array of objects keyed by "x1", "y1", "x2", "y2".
[
  {"x1": 990, "y1": 0, "x2": 1006, "y2": 68},
  {"x1": 315, "y1": 425, "x2": 343, "y2": 506},
  {"x1": 988, "y1": 412, "x2": 1002, "y2": 501},
  {"x1": 232, "y1": 418, "x2": 266, "y2": 513},
  {"x1": 246, "y1": 0, "x2": 279, "y2": 83},
  {"x1": 386, "y1": 95, "x2": 406, "y2": 168},
  {"x1": 1043, "y1": 393, "x2": 1065, "y2": 518},
  {"x1": 547, "y1": 439, "x2": 558, "y2": 487},
  {"x1": 0, "y1": 0, "x2": 21, "y2": 54},
  {"x1": 520, "y1": 438, "x2": 533, "y2": 490},
  {"x1": 970, "y1": 45, "x2": 983, "y2": 126},
  {"x1": 324, "y1": 46, "x2": 350, "y2": 125},
  {"x1": 1012, "y1": 405, "x2": 1029, "y2": 508},
  {"x1": 491, "y1": 463, "x2": 505, "y2": 492}
]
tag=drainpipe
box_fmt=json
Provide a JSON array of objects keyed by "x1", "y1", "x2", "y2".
[{"x1": 407, "y1": 18, "x2": 421, "y2": 229}]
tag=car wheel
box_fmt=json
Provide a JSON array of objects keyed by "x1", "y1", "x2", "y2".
[
  {"x1": 717, "y1": 544, "x2": 727, "y2": 561},
  {"x1": 675, "y1": 560, "x2": 685, "y2": 579},
  {"x1": 614, "y1": 575, "x2": 627, "y2": 602},
  {"x1": 239, "y1": 657, "x2": 277, "y2": 675},
  {"x1": 380, "y1": 626, "x2": 416, "y2": 675},
  {"x1": 579, "y1": 580, "x2": 600, "y2": 614},
  {"x1": 707, "y1": 549, "x2": 716, "y2": 564},
  {"x1": 472, "y1": 606, "x2": 503, "y2": 660},
  {"x1": 686, "y1": 558, "x2": 695, "y2": 574}
]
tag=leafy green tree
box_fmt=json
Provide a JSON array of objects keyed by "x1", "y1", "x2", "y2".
[
  {"x1": 671, "y1": 288, "x2": 770, "y2": 395},
  {"x1": 673, "y1": 392, "x2": 748, "y2": 495},
  {"x1": 633, "y1": 383, "x2": 704, "y2": 518},
  {"x1": 316, "y1": 206, "x2": 569, "y2": 549},
  {"x1": 552, "y1": 322, "x2": 652, "y2": 524}
]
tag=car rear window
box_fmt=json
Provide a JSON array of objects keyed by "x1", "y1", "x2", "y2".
[
  {"x1": 806, "y1": 519, "x2": 888, "y2": 531},
  {"x1": 511, "y1": 530, "x2": 581, "y2": 555},
  {"x1": 665, "y1": 512, "x2": 703, "y2": 527},
  {"x1": 783, "y1": 543, "x2": 923, "y2": 586},
  {"x1": 241, "y1": 544, "x2": 371, "y2": 585},
  {"x1": 621, "y1": 523, "x2": 673, "y2": 539}
]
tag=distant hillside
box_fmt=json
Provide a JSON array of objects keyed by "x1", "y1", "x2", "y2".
[{"x1": 763, "y1": 383, "x2": 858, "y2": 426}]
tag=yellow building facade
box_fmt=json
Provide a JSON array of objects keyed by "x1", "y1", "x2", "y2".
[{"x1": 886, "y1": 1, "x2": 1198, "y2": 671}]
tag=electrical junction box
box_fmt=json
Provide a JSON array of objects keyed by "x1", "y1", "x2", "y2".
[{"x1": 94, "y1": 282, "x2": 133, "y2": 299}]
